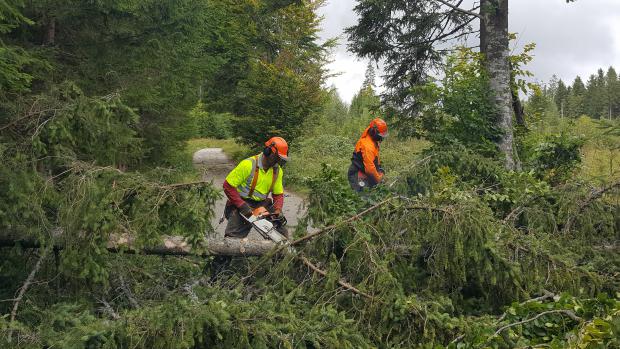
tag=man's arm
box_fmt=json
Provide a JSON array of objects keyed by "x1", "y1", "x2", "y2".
[
  {"x1": 362, "y1": 144, "x2": 383, "y2": 183},
  {"x1": 271, "y1": 167, "x2": 285, "y2": 212},
  {"x1": 223, "y1": 160, "x2": 253, "y2": 216}
]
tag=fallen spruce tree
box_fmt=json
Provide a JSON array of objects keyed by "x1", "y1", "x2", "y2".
[{"x1": 2, "y1": 150, "x2": 619, "y2": 348}]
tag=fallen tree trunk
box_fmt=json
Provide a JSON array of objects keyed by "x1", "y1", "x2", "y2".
[{"x1": 0, "y1": 232, "x2": 277, "y2": 256}]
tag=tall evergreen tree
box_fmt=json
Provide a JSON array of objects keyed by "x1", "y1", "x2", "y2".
[
  {"x1": 3, "y1": 0, "x2": 253, "y2": 164},
  {"x1": 584, "y1": 69, "x2": 608, "y2": 119},
  {"x1": 232, "y1": 0, "x2": 331, "y2": 146},
  {"x1": 527, "y1": 88, "x2": 555, "y2": 120},
  {"x1": 322, "y1": 87, "x2": 349, "y2": 123},
  {"x1": 362, "y1": 61, "x2": 377, "y2": 90},
  {"x1": 350, "y1": 84, "x2": 380, "y2": 120},
  {"x1": 567, "y1": 76, "x2": 586, "y2": 117}
]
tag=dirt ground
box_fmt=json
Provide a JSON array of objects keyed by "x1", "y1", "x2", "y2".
[{"x1": 193, "y1": 148, "x2": 308, "y2": 238}]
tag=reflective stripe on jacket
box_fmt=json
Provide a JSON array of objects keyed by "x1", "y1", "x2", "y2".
[{"x1": 225, "y1": 154, "x2": 284, "y2": 201}]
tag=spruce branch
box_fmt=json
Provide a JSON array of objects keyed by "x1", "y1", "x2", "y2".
[
  {"x1": 118, "y1": 275, "x2": 139, "y2": 309},
  {"x1": 433, "y1": 0, "x2": 482, "y2": 19},
  {"x1": 98, "y1": 299, "x2": 121, "y2": 320},
  {"x1": 290, "y1": 197, "x2": 396, "y2": 247},
  {"x1": 299, "y1": 254, "x2": 373, "y2": 299},
  {"x1": 562, "y1": 179, "x2": 620, "y2": 233}
]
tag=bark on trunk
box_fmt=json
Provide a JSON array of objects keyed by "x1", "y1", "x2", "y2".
[
  {"x1": 0, "y1": 232, "x2": 277, "y2": 256},
  {"x1": 44, "y1": 17, "x2": 55, "y2": 45},
  {"x1": 480, "y1": 0, "x2": 518, "y2": 170}
]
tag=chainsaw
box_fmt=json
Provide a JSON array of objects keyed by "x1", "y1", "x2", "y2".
[{"x1": 243, "y1": 213, "x2": 295, "y2": 253}]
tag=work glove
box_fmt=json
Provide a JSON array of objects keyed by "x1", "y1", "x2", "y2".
[
  {"x1": 252, "y1": 206, "x2": 269, "y2": 218},
  {"x1": 239, "y1": 204, "x2": 253, "y2": 218}
]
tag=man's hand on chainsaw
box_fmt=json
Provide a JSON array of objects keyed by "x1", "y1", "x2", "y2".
[{"x1": 252, "y1": 206, "x2": 269, "y2": 218}]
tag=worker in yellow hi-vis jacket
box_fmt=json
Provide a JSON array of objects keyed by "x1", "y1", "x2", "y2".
[{"x1": 222, "y1": 137, "x2": 289, "y2": 239}]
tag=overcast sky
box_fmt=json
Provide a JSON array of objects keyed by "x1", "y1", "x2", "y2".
[{"x1": 318, "y1": 0, "x2": 620, "y2": 103}]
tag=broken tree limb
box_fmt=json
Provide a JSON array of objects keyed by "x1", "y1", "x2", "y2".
[
  {"x1": 494, "y1": 309, "x2": 582, "y2": 337},
  {"x1": 495, "y1": 290, "x2": 555, "y2": 324},
  {"x1": 8, "y1": 247, "x2": 50, "y2": 342},
  {"x1": 299, "y1": 254, "x2": 373, "y2": 299},
  {"x1": 107, "y1": 233, "x2": 277, "y2": 256}
]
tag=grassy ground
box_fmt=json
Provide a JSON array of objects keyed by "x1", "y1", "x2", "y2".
[
  {"x1": 183, "y1": 134, "x2": 429, "y2": 193},
  {"x1": 183, "y1": 116, "x2": 617, "y2": 192}
]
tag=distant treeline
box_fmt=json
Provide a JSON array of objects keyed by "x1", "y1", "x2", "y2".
[{"x1": 532, "y1": 67, "x2": 620, "y2": 120}]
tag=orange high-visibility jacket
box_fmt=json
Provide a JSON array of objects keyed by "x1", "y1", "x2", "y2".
[{"x1": 352, "y1": 126, "x2": 383, "y2": 183}]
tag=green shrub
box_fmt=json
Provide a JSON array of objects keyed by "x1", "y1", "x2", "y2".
[{"x1": 528, "y1": 133, "x2": 585, "y2": 184}]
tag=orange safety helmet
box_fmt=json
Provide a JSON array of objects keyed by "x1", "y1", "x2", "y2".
[
  {"x1": 369, "y1": 118, "x2": 388, "y2": 138},
  {"x1": 264, "y1": 136, "x2": 289, "y2": 161}
]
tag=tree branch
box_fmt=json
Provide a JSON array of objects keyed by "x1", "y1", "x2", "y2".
[
  {"x1": 562, "y1": 179, "x2": 620, "y2": 233},
  {"x1": 494, "y1": 309, "x2": 582, "y2": 337},
  {"x1": 8, "y1": 248, "x2": 50, "y2": 342},
  {"x1": 433, "y1": 0, "x2": 482, "y2": 19},
  {"x1": 299, "y1": 255, "x2": 372, "y2": 299},
  {"x1": 495, "y1": 290, "x2": 556, "y2": 324},
  {"x1": 290, "y1": 197, "x2": 395, "y2": 247},
  {"x1": 421, "y1": 17, "x2": 477, "y2": 46},
  {"x1": 98, "y1": 299, "x2": 121, "y2": 320},
  {"x1": 118, "y1": 275, "x2": 139, "y2": 309}
]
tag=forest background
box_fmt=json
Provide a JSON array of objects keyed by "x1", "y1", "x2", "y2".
[{"x1": 1, "y1": 0, "x2": 619, "y2": 348}]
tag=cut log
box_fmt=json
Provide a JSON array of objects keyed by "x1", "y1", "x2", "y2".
[{"x1": 0, "y1": 232, "x2": 277, "y2": 257}]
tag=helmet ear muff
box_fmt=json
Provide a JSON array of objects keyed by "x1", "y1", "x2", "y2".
[
  {"x1": 263, "y1": 142, "x2": 276, "y2": 157},
  {"x1": 369, "y1": 125, "x2": 383, "y2": 142},
  {"x1": 263, "y1": 146, "x2": 272, "y2": 157},
  {"x1": 369, "y1": 125, "x2": 378, "y2": 138}
]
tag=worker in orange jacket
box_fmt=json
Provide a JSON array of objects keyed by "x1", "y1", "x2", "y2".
[{"x1": 348, "y1": 118, "x2": 388, "y2": 192}]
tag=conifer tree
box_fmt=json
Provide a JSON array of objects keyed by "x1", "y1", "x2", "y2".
[
  {"x1": 362, "y1": 61, "x2": 377, "y2": 91},
  {"x1": 584, "y1": 69, "x2": 608, "y2": 119},
  {"x1": 232, "y1": 0, "x2": 330, "y2": 146},
  {"x1": 567, "y1": 76, "x2": 586, "y2": 117}
]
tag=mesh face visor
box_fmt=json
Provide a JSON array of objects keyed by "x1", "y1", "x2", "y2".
[{"x1": 277, "y1": 149, "x2": 289, "y2": 162}]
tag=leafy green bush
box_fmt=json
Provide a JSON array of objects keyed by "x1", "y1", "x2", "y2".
[
  {"x1": 529, "y1": 133, "x2": 585, "y2": 184},
  {"x1": 397, "y1": 48, "x2": 500, "y2": 157},
  {"x1": 285, "y1": 134, "x2": 353, "y2": 187},
  {"x1": 304, "y1": 163, "x2": 365, "y2": 225}
]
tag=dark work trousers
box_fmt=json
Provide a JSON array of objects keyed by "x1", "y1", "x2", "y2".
[
  {"x1": 224, "y1": 198, "x2": 289, "y2": 239},
  {"x1": 347, "y1": 164, "x2": 379, "y2": 192},
  {"x1": 210, "y1": 198, "x2": 289, "y2": 282}
]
